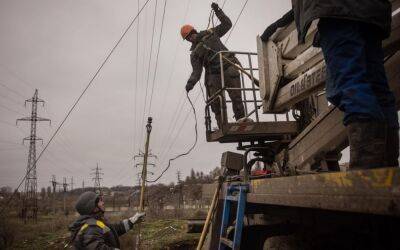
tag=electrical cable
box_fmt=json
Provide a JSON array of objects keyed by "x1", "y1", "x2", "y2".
[
  {"x1": 139, "y1": 0, "x2": 159, "y2": 144},
  {"x1": 0, "y1": 63, "x2": 35, "y2": 91},
  {"x1": 148, "y1": 0, "x2": 168, "y2": 115},
  {"x1": 0, "y1": 0, "x2": 152, "y2": 215},
  {"x1": 0, "y1": 81, "x2": 27, "y2": 99},
  {"x1": 158, "y1": 91, "x2": 187, "y2": 157},
  {"x1": 133, "y1": 0, "x2": 141, "y2": 157},
  {"x1": 150, "y1": 0, "x2": 191, "y2": 149},
  {"x1": 159, "y1": 91, "x2": 199, "y2": 163},
  {"x1": 221, "y1": 0, "x2": 228, "y2": 8},
  {"x1": 154, "y1": 0, "x2": 191, "y2": 123},
  {"x1": 0, "y1": 103, "x2": 25, "y2": 116},
  {"x1": 146, "y1": 92, "x2": 198, "y2": 183},
  {"x1": 224, "y1": 0, "x2": 249, "y2": 43}
]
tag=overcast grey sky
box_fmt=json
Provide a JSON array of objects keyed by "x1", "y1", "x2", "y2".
[{"x1": 0, "y1": 0, "x2": 293, "y2": 189}]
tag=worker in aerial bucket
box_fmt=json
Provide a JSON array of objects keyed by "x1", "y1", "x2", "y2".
[
  {"x1": 68, "y1": 191, "x2": 145, "y2": 249},
  {"x1": 182, "y1": 2, "x2": 246, "y2": 129},
  {"x1": 292, "y1": 0, "x2": 399, "y2": 169}
]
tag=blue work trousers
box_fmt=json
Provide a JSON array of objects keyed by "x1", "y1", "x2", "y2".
[{"x1": 318, "y1": 18, "x2": 398, "y2": 128}]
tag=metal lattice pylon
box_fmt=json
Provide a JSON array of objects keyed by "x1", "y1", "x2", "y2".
[
  {"x1": 17, "y1": 89, "x2": 50, "y2": 223},
  {"x1": 91, "y1": 164, "x2": 103, "y2": 194}
]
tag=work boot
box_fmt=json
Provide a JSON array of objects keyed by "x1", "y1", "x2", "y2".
[
  {"x1": 347, "y1": 121, "x2": 386, "y2": 169},
  {"x1": 384, "y1": 127, "x2": 399, "y2": 167},
  {"x1": 237, "y1": 117, "x2": 254, "y2": 123}
]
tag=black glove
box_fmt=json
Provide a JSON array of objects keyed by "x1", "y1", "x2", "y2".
[
  {"x1": 185, "y1": 83, "x2": 194, "y2": 92},
  {"x1": 211, "y1": 2, "x2": 219, "y2": 12}
]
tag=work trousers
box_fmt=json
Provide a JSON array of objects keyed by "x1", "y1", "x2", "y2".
[
  {"x1": 318, "y1": 18, "x2": 399, "y2": 128},
  {"x1": 207, "y1": 66, "x2": 245, "y2": 128}
]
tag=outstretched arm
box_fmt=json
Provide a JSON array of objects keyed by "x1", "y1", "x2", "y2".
[
  {"x1": 110, "y1": 212, "x2": 146, "y2": 237},
  {"x1": 186, "y1": 54, "x2": 203, "y2": 92},
  {"x1": 211, "y1": 3, "x2": 232, "y2": 37}
]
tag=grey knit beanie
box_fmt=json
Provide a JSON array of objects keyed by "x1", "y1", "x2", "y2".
[{"x1": 75, "y1": 191, "x2": 99, "y2": 215}]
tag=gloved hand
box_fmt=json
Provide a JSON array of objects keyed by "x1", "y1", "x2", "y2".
[
  {"x1": 129, "y1": 212, "x2": 145, "y2": 225},
  {"x1": 186, "y1": 83, "x2": 194, "y2": 92},
  {"x1": 211, "y1": 2, "x2": 219, "y2": 12}
]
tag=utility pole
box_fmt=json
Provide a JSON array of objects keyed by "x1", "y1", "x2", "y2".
[
  {"x1": 91, "y1": 164, "x2": 103, "y2": 194},
  {"x1": 17, "y1": 89, "x2": 50, "y2": 223},
  {"x1": 50, "y1": 175, "x2": 59, "y2": 215},
  {"x1": 134, "y1": 117, "x2": 154, "y2": 250},
  {"x1": 177, "y1": 170, "x2": 183, "y2": 210},
  {"x1": 62, "y1": 177, "x2": 69, "y2": 216},
  {"x1": 82, "y1": 180, "x2": 85, "y2": 190},
  {"x1": 139, "y1": 117, "x2": 152, "y2": 212}
]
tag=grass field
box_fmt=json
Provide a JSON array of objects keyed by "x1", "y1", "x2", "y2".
[{"x1": 0, "y1": 213, "x2": 199, "y2": 249}]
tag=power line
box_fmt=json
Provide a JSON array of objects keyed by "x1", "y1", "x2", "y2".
[
  {"x1": 0, "y1": 102, "x2": 25, "y2": 116},
  {"x1": 160, "y1": 90, "x2": 201, "y2": 163},
  {"x1": 0, "y1": 0, "x2": 152, "y2": 215},
  {"x1": 224, "y1": 0, "x2": 249, "y2": 43},
  {"x1": 133, "y1": 0, "x2": 141, "y2": 157},
  {"x1": 153, "y1": 0, "x2": 192, "y2": 147},
  {"x1": 0, "y1": 63, "x2": 35, "y2": 91},
  {"x1": 158, "y1": 92, "x2": 188, "y2": 158},
  {"x1": 147, "y1": 92, "x2": 198, "y2": 183},
  {"x1": 158, "y1": 94, "x2": 188, "y2": 159},
  {"x1": 148, "y1": 0, "x2": 168, "y2": 115},
  {"x1": 140, "y1": 0, "x2": 159, "y2": 145},
  {"x1": 0, "y1": 81, "x2": 27, "y2": 99}
]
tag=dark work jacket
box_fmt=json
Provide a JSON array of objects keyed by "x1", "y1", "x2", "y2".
[
  {"x1": 187, "y1": 9, "x2": 239, "y2": 89},
  {"x1": 69, "y1": 215, "x2": 132, "y2": 250},
  {"x1": 292, "y1": 0, "x2": 392, "y2": 43}
]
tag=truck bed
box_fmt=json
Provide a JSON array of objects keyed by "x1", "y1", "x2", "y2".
[{"x1": 244, "y1": 167, "x2": 400, "y2": 216}]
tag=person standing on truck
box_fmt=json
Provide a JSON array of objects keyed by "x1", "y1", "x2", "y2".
[
  {"x1": 182, "y1": 2, "x2": 246, "y2": 128},
  {"x1": 292, "y1": 0, "x2": 399, "y2": 169},
  {"x1": 68, "y1": 191, "x2": 145, "y2": 249}
]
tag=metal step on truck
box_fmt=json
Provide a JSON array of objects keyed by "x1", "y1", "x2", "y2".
[{"x1": 200, "y1": 1, "x2": 400, "y2": 249}]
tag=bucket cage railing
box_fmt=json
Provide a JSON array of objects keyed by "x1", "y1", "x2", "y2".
[{"x1": 205, "y1": 51, "x2": 292, "y2": 135}]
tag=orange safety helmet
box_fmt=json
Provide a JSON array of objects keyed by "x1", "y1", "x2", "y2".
[{"x1": 181, "y1": 24, "x2": 195, "y2": 40}]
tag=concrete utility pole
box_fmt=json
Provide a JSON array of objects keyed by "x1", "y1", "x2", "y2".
[
  {"x1": 17, "y1": 89, "x2": 50, "y2": 223},
  {"x1": 91, "y1": 164, "x2": 103, "y2": 194},
  {"x1": 50, "y1": 175, "x2": 59, "y2": 215},
  {"x1": 62, "y1": 177, "x2": 69, "y2": 216}
]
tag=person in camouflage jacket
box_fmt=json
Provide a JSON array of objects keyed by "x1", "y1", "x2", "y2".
[
  {"x1": 69, "y1": 191, "x2": 145, "y2": 249},
  {"x1": 182, "y1": 2, "x2": 245, "y2": 128}
]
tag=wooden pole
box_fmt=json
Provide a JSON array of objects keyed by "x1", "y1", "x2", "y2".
[
  {"x1": 139, "y1": 117, "x2": 152, "y2": 212},
  {"x1": 137, "y1": 117, "x2": 152, "y2": 250}
]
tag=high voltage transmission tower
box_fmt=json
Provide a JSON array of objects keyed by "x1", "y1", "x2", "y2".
[
  {"x1": 50, "y1": 175, "x2": 59, "y2": 215},
  {"x1": 17, "y1": 89, "x2": 50, "y2": 223},
  {"x1": 62, "y1": 177, "x2": 69, "y2": 216},
  {"x1": 91, "y1": 164, "x2": 103, "y2": 194},
  {"x1": 176, "y1": 170, "x2": 183, "y2": 210},
  {"x1": 70, "y1": 177, "x2": 74, "y2": 191}
]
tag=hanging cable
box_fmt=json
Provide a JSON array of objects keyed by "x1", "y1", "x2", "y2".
[
  {"x1": 146, "y1": 92, "x2": 198, "y2": 183},
  {"x1": 0, "y1": 0, "x2": 152, "y2": 215}
]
